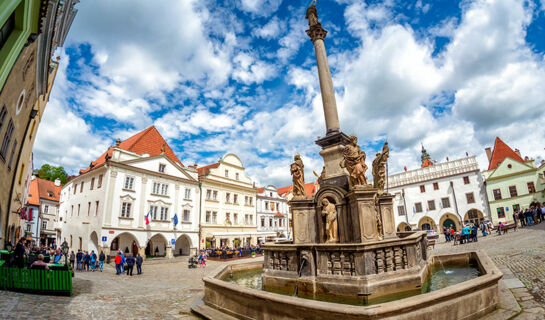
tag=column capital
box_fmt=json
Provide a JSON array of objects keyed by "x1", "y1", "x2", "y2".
[{"x1": 306, "y1": 25, "x2": 327, "y2": 42}]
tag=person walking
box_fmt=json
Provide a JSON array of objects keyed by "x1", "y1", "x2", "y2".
[
  {"x1": 69, "y1": 251, "x2": 75, "y2": 270},
  {"x1": 83, "y1": 251, "x2": 90, "y2": 271},
  {"x1": 512, "y1": 211, "x2": 518, "y2": 230},
  {"x1": 114, "y1": 251, "x2": 122, "y2": 275},
  {"x1": 518, "y1": 210, "x2": 526, "y2": 227},
  {"x1": 120, "y1": 251, "x2": 126, "y2": 273},
  {"x1": 126, "y1": 253, "x2": 135, "y2": 276},
  {"x1": 136, "y1": 253, "x2": 143, "y2": 275},
  {"x1": 76, "y1": 249, "x2": 83, "y2": 271},
  {"x1": 90, "y1": 250, "x2": 97, "y2": 272},
  {"x1": 201, "y1": 251, "x2": 207, "y2": 268},
  {"x1": 99, "y1": 251, "x2": 105, "y2": 272}
]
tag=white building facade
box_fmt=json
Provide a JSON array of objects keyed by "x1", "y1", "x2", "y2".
[
  {"x1": 198, "y1": 154, "x2": 258, "y2": 249},
  {"x1": 59, "y1": 127, "x2": 200, "y2": 259},
  {"x1": 256, "y1": 185, "x2": 289, "y2": 243},
  {"x1": 388, "y1": 156, "x2": 491, "y2": 233}
]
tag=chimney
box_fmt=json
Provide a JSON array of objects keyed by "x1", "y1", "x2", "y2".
[
  {"x1": 54, "y1": 178, "x2": 61, "y2": 187},
  {"x1": 485, "y1": 147, "x2": 492, "y2": 162},
  {"x1": 514, "y1": 149, "x2": 521, "y2": 158}
]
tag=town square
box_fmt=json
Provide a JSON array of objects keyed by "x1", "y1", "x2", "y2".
[{"x1": 0, "y1": 0, "x2": 544, "y2": 319}]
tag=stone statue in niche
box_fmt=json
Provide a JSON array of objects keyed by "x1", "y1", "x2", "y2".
[
  {"x1": 291, "y1": 155, "x2": 306, "y2": 199},
  {"x1": 321, "y1": 198, "x2": 338, "y2": 243},
  {"x1": 340, "y1": 135, "x2": 368, "y2": 188},
  {"x1": 372, "y1": 142, "x2": 389, "y2": 192}
]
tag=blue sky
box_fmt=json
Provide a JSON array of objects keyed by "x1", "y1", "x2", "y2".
[{"x1": 34, "y1": 0, "x2": 545, "y2": 187}]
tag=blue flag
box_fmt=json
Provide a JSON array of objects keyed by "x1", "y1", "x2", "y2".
[{"x1": 173, "y1": 213, "x2": 178, "y2": 226}]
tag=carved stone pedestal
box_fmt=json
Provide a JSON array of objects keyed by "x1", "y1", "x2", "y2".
[
  {"x1": 347, "y1": 186, "x2": 381, "y2": 242},
  {"x1": 378, "y1": 194, "x2": 396, "y2": 238},
  {"x1": 291, "y1": 199, "x2": 318, "y2": 244},
  {"x1": 315, "y1": 132, "x2": 351, "y2": 189}
]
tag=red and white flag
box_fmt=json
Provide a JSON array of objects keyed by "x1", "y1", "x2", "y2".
[{"x1": 145, "y1": 210, "x2": 151, "y2": 225}]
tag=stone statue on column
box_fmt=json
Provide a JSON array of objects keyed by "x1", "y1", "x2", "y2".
[
  {"x1": 291, "y1": 155, "x2": 306, "y2": 200},
  {"x1": 372, "y1": 142, "x2": 389, "y2": 193},
  {"x1": 321, "y1": 199, "x2": 338, "y2": 243},
  {"x1": 340, "y1": 136, "x2": 368, "y2": 188}
]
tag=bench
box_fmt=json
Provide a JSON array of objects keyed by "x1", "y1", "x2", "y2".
[{"x1": 498, "y1": 223, "x2": 516, "y2": 234}]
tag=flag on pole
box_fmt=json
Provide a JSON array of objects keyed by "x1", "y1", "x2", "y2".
[
  {"x1": 173, "y1": 213, "x2": 178, "y2": 227},
  {"x1": 145, "y1": 209, "x2": 151, "y2": 225}
]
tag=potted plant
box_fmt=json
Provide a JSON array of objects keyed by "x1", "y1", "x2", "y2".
[{"x1": 251, "y1": 251, "x2": 256, "y2": 258}]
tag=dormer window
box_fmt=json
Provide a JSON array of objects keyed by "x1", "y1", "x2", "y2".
[{"x1": 159, "y1": 164, "x2": 166, "y2": 173}]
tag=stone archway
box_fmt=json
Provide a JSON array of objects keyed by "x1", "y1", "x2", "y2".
[
  {"x1": 397, "y1": 222, "x2": 411, "y2": 232},
  {"x1": 174, "y1": 234, "x2": 191, "y2": 256},
  {"x1": 146, "y1": 233, "x2": 168, "y2": 257},
  {"x1": 417, "y1": 216, "x2": 437, "y2": 231},
  {"x1": 110, "y1": 232, "x2": 139, "y2": 256},
  {"x1": 89, "y1": 231, "x2": 99, "y2": 253},
  {"x1": 439, "y1": 213, "x2": 461, "y2": 231},
  {"x1": 464, "y1": 209, "x2": 484, "y2": 226}
]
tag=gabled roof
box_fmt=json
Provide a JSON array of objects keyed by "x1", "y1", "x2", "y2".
[
  {"x1": 27, "y1": 178, "x2": 40, "y2": 206},
  {"x1": 488, "y1": 137, "x2": 524, "y2": 170},
  {"x1": 198, "y1": 163, "x2": 219, "y2": 176},
  {"x1": 278, "y1": 182, "x2": 319, "y2": 199},
  {"x1": 28, "y1": 178, "x2": 61, "y2": 205},
  {"x1": 82, "y1": 126, "x2": 183, "y2": 174}
]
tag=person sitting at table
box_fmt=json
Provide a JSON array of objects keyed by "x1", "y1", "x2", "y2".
[
  {"x1": 53, "y1": 249, "x2": 63, "y2": 264},
  {"x1": 31, "y1": 254, "x2": 49, "y2": 270}
]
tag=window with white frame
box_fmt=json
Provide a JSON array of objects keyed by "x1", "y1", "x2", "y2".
[
  {"x1": 153, "y1": 182, "x2": 160, "y2": 194},
  {"x1": 212, "y1": 190, "x2": 218, "y2": 200},
  {"x1": 121, "y1": 202, "x2": 132, "y2": 218},
  {"x1": 124, "y1": 176, "x2": 134, "y2": 190},
  {"x1": 206, "y1": 189, "x2": 211, "y2": 200},
  {"x1": 234, "y1": 213, "x2": 238, "y2": 224},
  {"x1": 245, "y1": 196, "x2": 249, "y2": 205},
  {"x1": 183, "y1": 209, "x2": 190, "y2": 222},
  {"x1": 158, "y1": 164, "x2": 166, "y2": 173},
  {"x1": 149, "y1": 205, "x2": 158, "y2": 220},
  {"x1": 261, "y1": 217, "x2": 265, "y2": 227},
  {"x1": 205, "y1": 211, "x2": 211, "y2": 223},
  {"x1": 212, "y1": 211, "x2": 217, "y2": 223},
  {"x1": 225, "y1": 169, "x2": 229, "y2": 178},
  {"x1": 42, "y1": 220, "x2": 47, "y2": 229},
  {"x1": 226, "y1": 192, "x2": 231, "y2": 203},
  {"x1": 184, "y1": 188, "x2": 191, "y2": 199},
  {"x1": 152, "y1": 182, "x2": 169, "y2": 195},
  {"x1": 235, "y1": 172, "x2": 239, "y2": 180},
  {"x1": 233, "y1": 194, "x2": 238, "y2": 204},
  {"x1": 160, "y1": 207, "x2": 169, "y2": 220},
  {"x1": 44, "y1": 205, "x2": 49, "y2": 214},
  {"x1": 161, "y1": 184, "x2": 168, "y2": 195},
  {"x1": 98, "y1": 174, "x2": 103, "y2": 188}
]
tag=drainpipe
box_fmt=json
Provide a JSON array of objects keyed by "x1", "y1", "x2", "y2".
[{"x1": 450, "y1": 181, "x2": 463, "y2": 223}]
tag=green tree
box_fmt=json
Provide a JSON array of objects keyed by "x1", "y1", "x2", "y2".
[{"x1": 37, "y1": 164, "x2": 67, "y2": 184}]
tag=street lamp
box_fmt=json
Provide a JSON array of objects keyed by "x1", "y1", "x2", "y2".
[{"x1": 61, "y1": 240, "x2": 69, "y2": 265}]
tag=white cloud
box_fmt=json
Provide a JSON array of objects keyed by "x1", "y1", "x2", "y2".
[
  {"x1": 253, "y1": 16, "x2": 282, "y2": 39},
  {"x1": 238, "y1": 0, "x2": 282, "y2": 17},
  {"x1": 232, "y1": 52, "x2": 277, "y2": 84}
]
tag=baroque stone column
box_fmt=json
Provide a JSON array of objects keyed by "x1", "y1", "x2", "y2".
[
  {"x1": 306, "y1": 5, "x2": 340, "y2": 134},
  {"x1": 291, "y1": 199, "x2": 317, "y2": 244}
]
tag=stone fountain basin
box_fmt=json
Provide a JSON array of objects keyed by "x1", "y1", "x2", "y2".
[{"x1": 193, "y1": 251, "x2": 502, "y2": 320}]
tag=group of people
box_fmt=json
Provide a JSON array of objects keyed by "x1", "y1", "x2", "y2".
[
  {"x1": 70, "y1": 249, "x2": 105, "y2": 272},
  {"x1": 189, "y1": 251, "x2": 207, "y2": 268},
  {"x1": 512, "y1": 203, "x2": 545, "y2": 228},
  {"x1": 443, "y1": 223, "x2": 483, "y2": 245},
  {"x1": 114, "y1": 250, "x2": 143, "y2": 276},
  {"x1": 12, "y1": 238, "x2": 64, "y2": 268}
]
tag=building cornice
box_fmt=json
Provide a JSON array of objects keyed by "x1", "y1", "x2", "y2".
[
  {"x1": 484, "y1": 168, "x2": 537, "y2": 181},
  {"x1": 110, "y1": 161, "x2": 199, "y2": 185},
  {"x1": 200, "y1": 178, "x2": 257, "y2": 193}
]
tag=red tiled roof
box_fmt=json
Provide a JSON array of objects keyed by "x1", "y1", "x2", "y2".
[
  {"x1": 488, "y1": 137, "x2": 524, "y2": 170},
  {"x1": 278, "y1": 182, "x2": 319, "y2": 199},
  {"x1": 421, "y1": 159, "x2": 433, "y2": 168},
  {"x1": 27, "y1": 179, "x2": 40, "y2": 206},
  {"x1": 257, "y1": 187, "x2": 264, "y2": 194},
  {"x1": 82, "y1": 126, "x2": 183, "y2": 174},
  {"x1": 197, "y1": 163, "x2": 219, "y2": 176},
  {"x1": 28, "y1": 178, "x2": 61, "y2": 204}
]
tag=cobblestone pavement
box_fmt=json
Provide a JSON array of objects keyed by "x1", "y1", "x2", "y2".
[
  {"x1": 0, "y1": 257, "x2": 244, "y2": 320},
  {"x1": 2, "y1": 225, "x2": 545, "y2": 320},
  {"x1": 433, "y1": 222, "x2": 545, "y2": 319}
]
